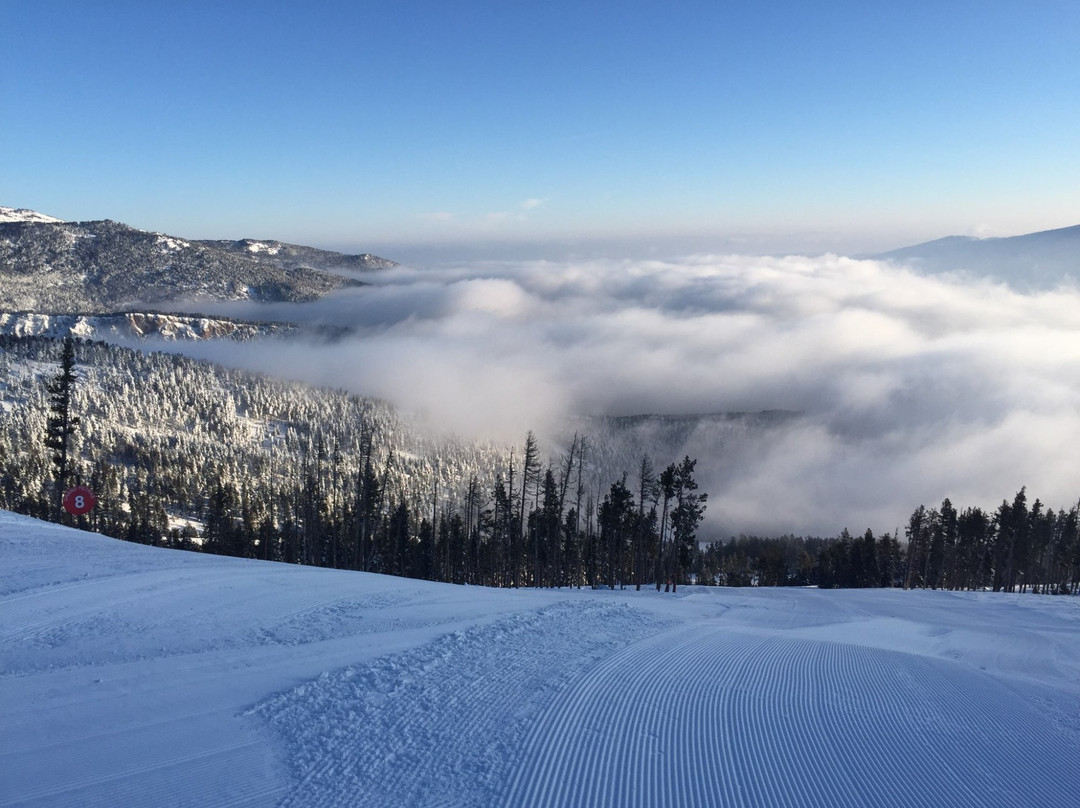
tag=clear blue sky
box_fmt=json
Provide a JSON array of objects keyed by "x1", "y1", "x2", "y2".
[{"x1": 3, "y1": 1, "x2": 1079, "y2": 259}]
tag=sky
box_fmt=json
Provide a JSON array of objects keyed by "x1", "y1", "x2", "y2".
[{"x1": 3, "y1": 0, "x2": 1080, "y2": 261}]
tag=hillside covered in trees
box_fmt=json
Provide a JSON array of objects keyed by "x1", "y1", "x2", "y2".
[
  {"x1": 2, "y1": 334, "x2": 1078, "y2": 595},
  {"x1": 0, "y1": 216, "x2": 393, "y2": 311},
  {"x1": 0, "y1": 336, "x2": 709, "y2": 589}
]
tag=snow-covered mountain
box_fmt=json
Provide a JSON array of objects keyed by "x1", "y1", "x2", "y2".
[
  {"x1": 198, "y1": 237, "x2": 396, "y2": 279},
  {"x1": 0, "y1": 335, "x2": 768, "y2": 543},
  {"x1": 0, "y1": 336, "x2": 508, "y2": 538},
  {"x1": 0, "y1": 212, "x2": 396, "y2": 312},
  {"x1": 3, "y1": 510, "x2": 1078, "y2": 806},
  {"x1": 0, "y1": 311, "x2": 304, "y2": 341},
  {"x1": 0, "y1": 206, "x2": 64, "y2": 224},
  {"x1": 874, "y1": 223, "x2": 1080, "y2": 288}
]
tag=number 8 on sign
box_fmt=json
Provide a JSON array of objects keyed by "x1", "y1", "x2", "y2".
[{"x1": 63, "y1": 486, "x2": 97, "y2": 516}]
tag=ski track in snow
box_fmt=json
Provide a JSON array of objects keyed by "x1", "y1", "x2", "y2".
[
  {"x1": 3, "y1": 513, "x2": 1080, "y2": 807},
  {"x1": 253, "y1": 602, "x2": 676, "y2": 808},
  {"x1": 504, "y1": 624, "x2": 1080, "y2": 807},
  {"x1": 5, "y1": 720, "x2": 280, "y2": 808},
  {"x1": 253, "y1": 596, "x2": 1080, "y2": 807}
]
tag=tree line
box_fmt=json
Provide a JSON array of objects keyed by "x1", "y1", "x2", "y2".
[
  {"x1": 901, "y1": 491, "x2": 1079, "y2": 594},
  {"x1": 1, "y1": 336, "x2": 707, "y2": 590},
  {"x1": 695, "y1": 495, "x2": 1080, "y2": 594}
]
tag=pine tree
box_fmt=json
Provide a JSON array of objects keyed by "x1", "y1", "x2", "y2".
[
  {"x1": 993, "y1": 488, "x2": 1028, "y2": 592},
  {"x1": 44, "y1": 336, "x2": 80, "y2": 515},
  {"x1": 517, "y1": 432, "x2": 541, "y2": 586},
  {"x1": 957, "y1": 506, "x2": 991, "y2": 590},
  {"x1": 635, "y1": 455, "x2": 658, "y2": 590},
  {"x1": 669, "y1": 456, "x2": 706, "y2": 591},
  {"x1": 904, "y1": 505, "x2": 929, "y2": 589},
  {"x1": 598, "y1": 475, "x2": 634, "y2": 589},
  {"x1": 657, "y1": 464, "x2": 676, "y2": 591},
  {"x1": 535, "y1": 469, "x2": 561, "y2": 587},
  {"x1": 858, "y1": 528, "x2": 879, "y2": 587}
]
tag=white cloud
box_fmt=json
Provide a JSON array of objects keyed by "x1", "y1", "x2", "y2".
[{"x1": 172, "y1": 254, "x2": 1080, "y2": 537}]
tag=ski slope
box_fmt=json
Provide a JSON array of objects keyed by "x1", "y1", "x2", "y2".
[{"x1": 2, "y1": 511, "x2": 1079, "y2": 807}]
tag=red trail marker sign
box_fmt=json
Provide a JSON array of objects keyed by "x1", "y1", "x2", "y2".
[{"x1": 63, "y1": 486, "x2": 97, "y2": 516}]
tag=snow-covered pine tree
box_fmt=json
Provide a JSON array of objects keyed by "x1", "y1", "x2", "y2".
[{"x1": 44, "y1": 336, "x2": 80, "y2": 515}]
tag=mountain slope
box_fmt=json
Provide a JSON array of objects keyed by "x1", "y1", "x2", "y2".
[
  {"x1": 3, "y1": 511, "x2": 1078, "y2": 807},
  {"x1": 196, "y1": 237, "x2": 396, "y2": 278},
  {"x1": 0, "y1": 310, "x2": 305, "y2": 341},
  {"x1": 0, "y1": 206, "x2": 64, "y2": 224},
  {"x1": 874, "y1": 224, "x2": 1080, "y2": 288},
  {"x1": 0, "y1": 215, "x2": 395, "y2": 312}
]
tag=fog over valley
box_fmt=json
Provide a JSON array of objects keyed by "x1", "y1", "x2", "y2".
[{"x1": 158, "y1": 252, "x2": 1080, "y2": 538}]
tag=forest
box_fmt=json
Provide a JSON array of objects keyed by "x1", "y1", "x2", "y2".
[{"x1": 2, "y1": 334, "x2": 1078, "y2": 594}]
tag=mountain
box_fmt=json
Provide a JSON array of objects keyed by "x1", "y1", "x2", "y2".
[
  {"x1": 874, "y1": 223, "x2": 1080, "y2": 288},
  {"x1": 0, "y1": 334, "x2": 504, "y2": 532},
  {"x1": 0, "y1": 206, "x2": 64, "y2": 224},
  {"x1": 0, "y1": 211, "x2": 396, "y2": 312},
  {"x1": 196, "y1": 237, "x2": 396, "y2": 279}
]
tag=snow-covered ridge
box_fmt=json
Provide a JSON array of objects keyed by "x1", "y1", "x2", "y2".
[
  {"x1": 0, "y1": 216, "x2": 390, "y2": 311},
  {"x1": 242, "y1": 239, "x2": 281, "y2": 255},
  {"x1": 0, "y1": 311, "x2": 291, "y2": 341},
  {"x1": 0, "y1": 206, "x2": 64, "y2": 224},
  {"x1": 154, "y1": 233, "x2": 190, "y2": 252}
]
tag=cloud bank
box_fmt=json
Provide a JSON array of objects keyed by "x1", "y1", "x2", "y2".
[{"x1": 172, "y1": 254, "x2": 1080, "y2": 538}]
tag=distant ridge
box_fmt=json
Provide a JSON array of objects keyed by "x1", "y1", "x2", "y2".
[
  {"x1": 197, "y1": 237, "x2": 396, "y2": 278},
  {"x1": 0, "y1": 310, "x2": 301, "y2": 342},
  {"x1": 873, "y1": 223, "x2": 1080, "y2": 288},
  {"x1": 0, "y1": 206, "x2": 64, "y2": 224},
  {"x1": 0, "y1": 209, "x2": 397, "y2": 312}
]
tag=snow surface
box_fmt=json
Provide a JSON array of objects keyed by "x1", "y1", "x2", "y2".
[
  {"x1": 154, "y1": 235, "x2": 191, "y2": 252},
  {"x1": 244, "y1": 241, "x2": 281, "y2": 255},
  {"x1": 0, "y1": 207, "x2": 64, "y2": 224},
  {"x1": 2, "y1": 510, "x2": 1079, "y2": 807}
]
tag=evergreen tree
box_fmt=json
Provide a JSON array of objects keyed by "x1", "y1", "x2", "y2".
[
  {"x1": 876, "y1": 532, "x2": 901, "y2": 587},
  {"x1": 491, "y1": 475, "x2": 512, "y2": 586},
  {"x1": 993, "y1": 488, "x2": 1028, "y2": 592},
  {"x1": 517, "y1": 432, "x2": 541, "y2": 586},
  {"x1": 669, "y1": 456, "x2": 706, "y2": 591},
  {"x1": 857, "y1": 528, "x2": 880, "y2": 587},
  {"x1": 904, "y1": 505, "x2": 930, "y2": 589},
  {"x1": 657, "y1": 464, "x2": 676, "y2": 591},
  {"x1": 635, "y1": 455, "x2": 658, "y2": 590},
  {"x1": 957, "y1": 506, "x2": 991, "y2": 590},
  {"x1": 534, "y1": 469, "x2": 561, "y2": 587},
  {"x1": 598, "y1": 475, "x2": 634, "y2": 589},
  {"x1": 936, "y1": 498, "x2": 959, "y2": 590},
  {"x1": 44, "y1": 336, "x2": 80, "y2": 513}
]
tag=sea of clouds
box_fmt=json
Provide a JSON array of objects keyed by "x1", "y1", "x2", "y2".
[{"x1": 167, "y1": 254, "x2": 1080, "y2": 537}]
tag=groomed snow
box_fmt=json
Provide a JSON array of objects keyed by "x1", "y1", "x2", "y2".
[{"x1": 2, "y1": 510, "x2": 1078, "y2": 807}]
